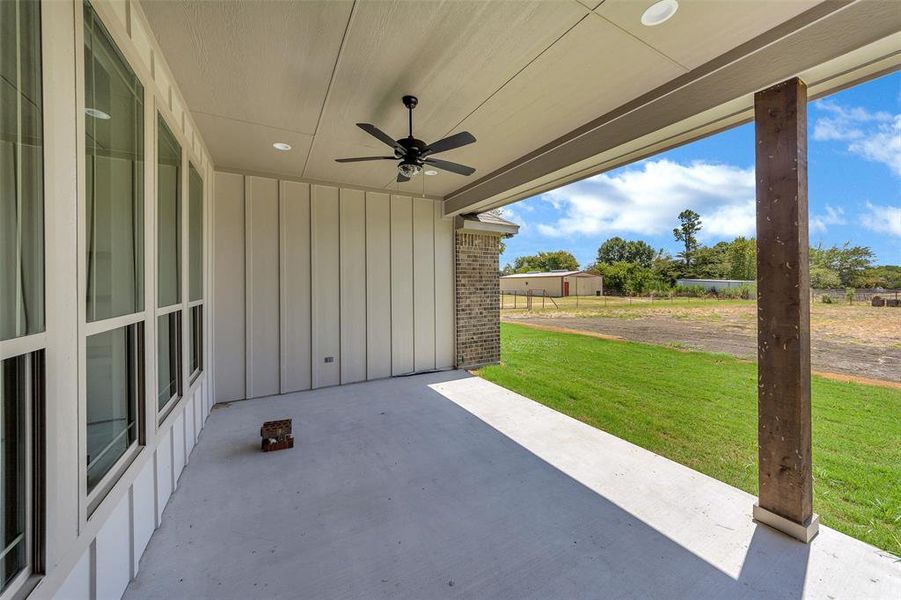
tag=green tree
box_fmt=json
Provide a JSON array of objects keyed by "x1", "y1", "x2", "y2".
[
  {"x1": 673, "y1": 209, "x2": 702, "y2": 267},
  {"x1": 596, "y1": 261, "x2": 655, "y2": 295},
  {"x1": 809, "y1": 243, "x2": 875, "y2": 287},
  {"x1": 688, "y1": 242, "x2": 730, "y2": 278},
  {"x1": 511, "y1": 250, "x2": 579, "y2": 273},
  {"x1": 651, "y1": 252, "x2": 682, "y2": 286},
  {"x1": 726, "y1": 236, "x2": 756, "y2": 280},
  {"x1": 858, "y1": 265, "x2": 901, "y2": 288},
  {"x1": 809, "y1": 266, "x2": 841, "y2": 289},
  {"x1": 596, "y1": 237, "x2": 656, "y2": 268}
]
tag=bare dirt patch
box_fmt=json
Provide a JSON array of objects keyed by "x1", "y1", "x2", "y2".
[{"x1": 504, "y1": 300, "x2": 900, "y2": 384}]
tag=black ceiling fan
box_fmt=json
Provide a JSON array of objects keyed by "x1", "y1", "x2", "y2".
[{"x1": 335, "y1": 95, "x2": 477, "y2": 183}]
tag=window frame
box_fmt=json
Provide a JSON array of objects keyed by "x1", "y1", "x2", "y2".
[
  {"x1": 186, "y1": 161, "x2": 204, "y2": 385},
  {"x1": 77, "y1": 1, "x2": 148, "y2": 519},
  {"x1": 83, "y1": 321, "x2": 145, "y2": 514},
  {"x1": 155, "y1": 110, "x2": 185, "y2": 420},
  {"x1": 156, "y1": 308, "x2": 182, "y2": 421},
  {"x1": 0, "y1": 0, "x2": 47, "y2": 594},
  {"x1": 156, "y1": 113, "x2": 183, "y2": 311},
  {"x1": 0, "y1": 352, "x2": 44, "y2": 597},
  {"x1": 187, "y1": 303, "x2": 203, "y2": 384}
]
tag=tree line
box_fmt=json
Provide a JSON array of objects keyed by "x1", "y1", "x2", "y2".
[{"x1": 501, "y1": 209, "x2": 901, "y2": 295}]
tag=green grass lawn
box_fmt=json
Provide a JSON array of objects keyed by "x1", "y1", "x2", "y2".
[{"x1": 477, "y1": 323, "x2": 901, "y2": 555}]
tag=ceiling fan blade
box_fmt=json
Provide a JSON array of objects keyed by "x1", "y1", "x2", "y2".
[
  {"x1": 357, "y1": 123, "x2": 401, "y2": 150},
  {"x1": 423, "y1": 131, "x2": 476, "y2": 156},
  {"x1": 396, "y1": 172, "x2": 410, "y2": 183},
  {"x1": 335, "y1": 156, "x2": 396, "y2": 163},
  {"x1": 424, "y1": 157, "x2": 476, "y2": 176}
]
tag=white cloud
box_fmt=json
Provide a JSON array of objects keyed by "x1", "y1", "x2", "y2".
[
  {"x1": 535, "y1": 159, "x2": 755, "y2": 240},
  {"x1": 813, "y1": 101, "x2": 901, "y2": 175},
  {"x1": 810, "y1": 205, "x2": 846, "y2": 234},
  {"x1": 859, "y1": 201, "x2": 901, "y2": 237}
]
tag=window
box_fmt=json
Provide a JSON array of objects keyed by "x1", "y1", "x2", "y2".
[
  {"x1": 1, "y1": 356, "x2": 26, "y2": 590},
  {"x1": 1, "y1": 0, "x2": 44, "y2": 341},
  {"x1": 188, "y1": 165, "x2": 203, "y2": 382},
  {"x1": 86, "y1": 325, "x2": 142, "y2": 493},
  {"x1": 189, "y1": 305, "x2": 202, "y2": 379},
  {"x1": 84, "y1": 0, "x2": 144, "y2": 322},
  {"x1": 157, "y1": 116, "x2": 182, "y2": 414},
  {"x1": 157, "y1": 312, "x2": 181, "y2": 416},
  {"x1": 83, "y1": 2, "x2": 145, "y2": 500},
  {"x1": 0, "y1": 352, "x2": 44, "y2": 594},
  {"x1": 1, "y1": 1, "x2": 45, "y2": 593},
  {"x1": 188, "y1": 165, "x2": 203, "y2": 302},
  {"x1": 157, "y1": 116, "x2": 181, "y2": 308}
]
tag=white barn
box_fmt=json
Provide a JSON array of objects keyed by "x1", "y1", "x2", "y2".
[{"x1": 501, "y1": 270, "x2": 603, "y2": 297}]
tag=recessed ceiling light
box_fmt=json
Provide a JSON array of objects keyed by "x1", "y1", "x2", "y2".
[
  {"x1": 641, "y1": 0, "x2": 678, "y2": 26},
  {"x1": 424, "y1": 169, "x2": 438, "y2": 176},
  {"x1": 273, "y1": 142, "x2": 292, "y2": 151},
  {"x1": 85, "y1": 107, "x2": 111, "y2": 120}
]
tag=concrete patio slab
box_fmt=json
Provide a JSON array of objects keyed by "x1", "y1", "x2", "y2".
[{"x1": 124, "y1": 371, "x2": 900, "y2": 600}]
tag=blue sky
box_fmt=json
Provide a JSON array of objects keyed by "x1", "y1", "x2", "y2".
[{"x1": 499, "y1": 72, "x2": 900, "y2": 268}]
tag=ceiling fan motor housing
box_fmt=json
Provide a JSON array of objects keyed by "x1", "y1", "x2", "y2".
[{"x1": 396, "y1": 137, "x2": 428, "y2": 164}]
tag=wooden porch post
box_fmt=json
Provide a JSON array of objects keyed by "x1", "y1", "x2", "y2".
[{"x1": 753, "y1": 77, "x2": 818, "y2": 542}]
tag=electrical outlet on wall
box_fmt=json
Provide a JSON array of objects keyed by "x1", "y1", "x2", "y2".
[{"x1": 324, "y1": 356, "x2": 334, "y2": 363}]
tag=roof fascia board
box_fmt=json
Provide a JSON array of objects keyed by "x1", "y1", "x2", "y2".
[{"x1": 454, "y1": 216, "x2": 519, "y2": 236}]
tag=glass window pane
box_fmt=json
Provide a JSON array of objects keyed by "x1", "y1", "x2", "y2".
[
  {"x1": 0, "y1": 356, "x2": 27, "y2": 591},
  {"x1": 157, "y1": 312, "x2": 180, "y2": 412},
  {"x1": 84, "y1": 3, "x2": 144, "y2": 322},
  {"x1": 157, "y1": 116, "x2": 181, "y2": 308},
  {"x1": 1, "y1": 0, "x2": 44, "y2": 341},
  {"x1": 188, "y1": 165, "x2": 203, "y2": 302},
  {"x1": 86, "y1": 324, "x2": 141, "y2": 492},
  {"x1": 189, "y1": 305, "x2": 202, "y2": 378}
]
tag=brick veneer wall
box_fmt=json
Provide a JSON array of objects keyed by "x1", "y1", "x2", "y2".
[{"x1": 455, "y1": 231, "x2": 501, "y2": 368}]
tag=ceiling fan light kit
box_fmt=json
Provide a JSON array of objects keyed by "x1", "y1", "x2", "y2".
[{"x1": 335, "y1": 95, "x2": 477, "y2": 183}]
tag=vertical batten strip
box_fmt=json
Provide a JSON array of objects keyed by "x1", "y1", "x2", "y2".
[{"x1": 243, "y1": 176, "x2": 253, "y2": 397}]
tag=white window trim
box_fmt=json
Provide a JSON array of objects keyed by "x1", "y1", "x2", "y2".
[
  {"x1": 0, "y1": 333, "x2": 46, "y2": 362},
  {"x1": 83, "y1": 311, "x2": 146, "y2": 338},
  {"x1": 156, "y1": 303, "x2": 181, "y2": 318}
]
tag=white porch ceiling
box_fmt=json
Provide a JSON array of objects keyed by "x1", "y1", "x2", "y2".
[{"x1": 141, "y1": 0, "x2": 896, "y2": 204}]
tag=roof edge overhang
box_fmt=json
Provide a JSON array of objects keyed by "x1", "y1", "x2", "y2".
[
  {"x1": 455, "y1": 214, "x2": 520, "y2": 236},
  {"x1": 443, "y1": 0, "x2": 901, "y2": 216}
]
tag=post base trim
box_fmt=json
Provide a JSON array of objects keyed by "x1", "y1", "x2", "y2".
[{"x1": 753, "y1": 503, "x2": 819, "y2": 543}]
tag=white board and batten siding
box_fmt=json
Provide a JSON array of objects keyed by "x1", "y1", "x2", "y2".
[{"x1": 213, "y1": 172, "x2": 454, "y2": 402}]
